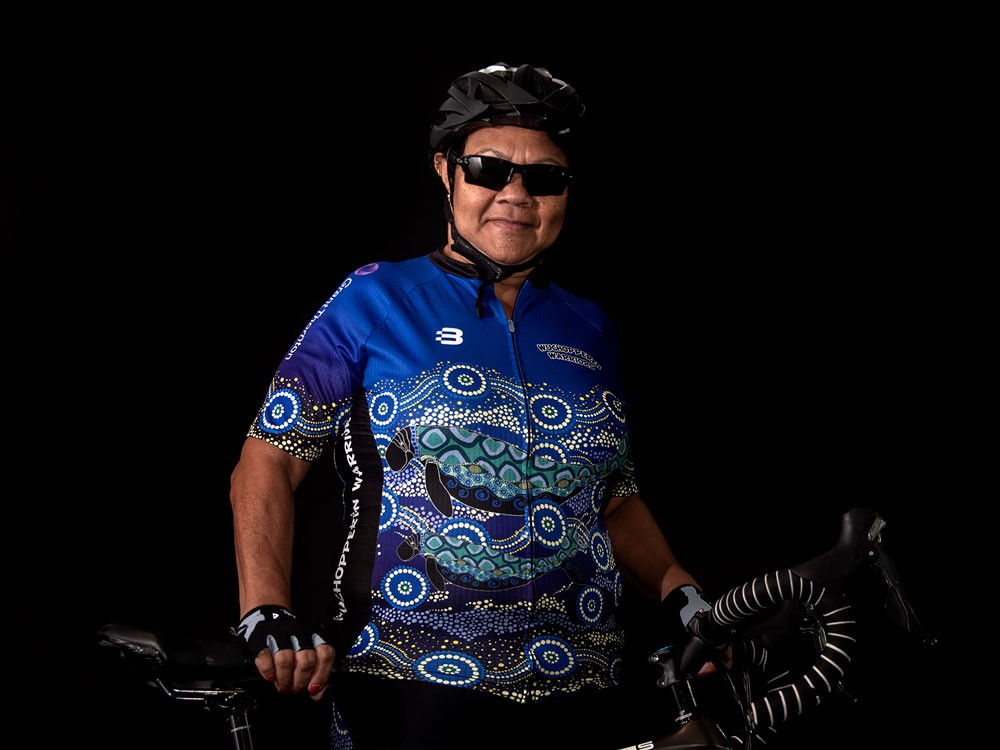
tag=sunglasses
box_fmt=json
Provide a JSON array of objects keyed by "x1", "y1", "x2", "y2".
[{"x1": 449, "y1": 153, "x2": 572, "y2": 197}]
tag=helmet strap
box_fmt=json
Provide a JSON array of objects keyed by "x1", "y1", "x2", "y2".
[{"x1": 441, "y1": 195, "x2": 545, "y2": 283}]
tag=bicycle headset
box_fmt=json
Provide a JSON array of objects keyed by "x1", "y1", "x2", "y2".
[{"x1": 428, "y1": 62, "x2": 585, "y2": 291}]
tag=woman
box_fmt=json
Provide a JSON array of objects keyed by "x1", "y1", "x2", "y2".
[{"x1": 229, "y1": 62, "x2": 716, "y2": 749}]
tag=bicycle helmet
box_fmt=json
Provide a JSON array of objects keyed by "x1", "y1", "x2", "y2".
[
  {"x1": 429, "y1": 62, "x2": 585, "y2": 159},
  {"x1": 428, "y1": 63, "x2": 586, "y2": 313}
]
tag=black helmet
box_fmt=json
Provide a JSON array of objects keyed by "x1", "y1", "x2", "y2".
[{"x1": 429, "y1": 62, "x2": 585, "y2": 157}]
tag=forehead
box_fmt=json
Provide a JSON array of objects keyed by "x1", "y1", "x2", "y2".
[{"x1": 463, "y1": 125, "x2": 567, "y2": 164}]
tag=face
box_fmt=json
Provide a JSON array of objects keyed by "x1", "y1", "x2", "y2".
[{"x1": 435, "y1": 125, "x2": 569, "y2": 268}]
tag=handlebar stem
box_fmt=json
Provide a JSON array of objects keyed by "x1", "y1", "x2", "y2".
[{"x1": 650, "y1": 647, "x2": 700, "y2": 726}]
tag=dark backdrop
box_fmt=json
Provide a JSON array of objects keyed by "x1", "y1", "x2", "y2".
[{"x1": 6, "y1": 34, "x2": 954, "y2": 749}]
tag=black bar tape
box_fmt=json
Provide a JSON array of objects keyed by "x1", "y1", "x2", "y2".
[{"x1": 708, "y1": 570, "x2": 856, "y2": 735}]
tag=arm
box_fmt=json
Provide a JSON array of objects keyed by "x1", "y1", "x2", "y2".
[
  {"x1": 603, "y1": 493, "x2": 699, "y2": 601},
  {"x1": 604, "y1": 493, "x2": 731, "y2": 673},
  {"x1": 229, "y1": 436, "x2": 334, "y2": 697}
]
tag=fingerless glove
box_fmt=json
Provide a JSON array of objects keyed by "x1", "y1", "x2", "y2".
[
  {"x1": 232, "y1": 605, "x2": 327, "y2": 656},
  {"x1": 662, "y1": 584, "x2": 713, "y2": 632}
]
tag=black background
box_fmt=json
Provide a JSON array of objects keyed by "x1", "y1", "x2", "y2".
[{"x1": 5, "y1": 29, "x2": 960, "y2": 749}]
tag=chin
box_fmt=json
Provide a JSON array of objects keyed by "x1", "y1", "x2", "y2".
[{"x1": 481, "y1": 241, "x2": 542, "y2": 266}]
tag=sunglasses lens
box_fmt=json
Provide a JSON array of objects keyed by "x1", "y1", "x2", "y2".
[
  {"x1": 463, "y1": 156, "x2": 511, "y2": 191},
  {"x1": 522, "y1": 166, "x2": 568, "y2": 196},
  {"x1": 457, "y1": 155, "x2": 570, "y2": 196}
]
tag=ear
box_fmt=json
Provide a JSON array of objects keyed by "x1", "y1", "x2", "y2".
[{"x1": 433, "y1": 152, "x2": 450, "y2": 192}]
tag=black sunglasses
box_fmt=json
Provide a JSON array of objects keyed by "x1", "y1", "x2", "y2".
[{"x1": 448, "y1": 153, "x2": 572, "y2": 197}]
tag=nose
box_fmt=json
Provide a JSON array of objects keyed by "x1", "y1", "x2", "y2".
[{"x1": 496, "y1": 172, "x2": 533, "y2": 203}]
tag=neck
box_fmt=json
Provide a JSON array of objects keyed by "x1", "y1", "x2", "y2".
[
  {"x1": 429, "y1": 246, "x2": 533, "y2": 319},
  {"x1": 492, "y1": 276, "x2": 524, "y2": 318}
]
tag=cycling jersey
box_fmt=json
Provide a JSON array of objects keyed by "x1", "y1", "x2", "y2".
[{"x1": 248, "y1": 252, "x2": 638, "y2": 704}]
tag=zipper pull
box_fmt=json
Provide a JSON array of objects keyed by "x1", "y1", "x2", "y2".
[{"x1": 508, "y1": 319, "x2": 515, "y2": 333}]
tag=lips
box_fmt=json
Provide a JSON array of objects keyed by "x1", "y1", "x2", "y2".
[{"x1": 486, "y1": 216, "x2": 534, "y2": 230}]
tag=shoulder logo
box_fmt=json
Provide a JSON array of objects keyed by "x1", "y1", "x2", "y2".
[{"x1": 435, "y1": 327, "x2": 464, "y2": 345}]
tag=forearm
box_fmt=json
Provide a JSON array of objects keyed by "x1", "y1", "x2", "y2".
[
  {"x1": 230, "y1": 438, "x2": 309, "y2": 615},
  {"x1": 604, "y1": 493, "x2": 699, "y2": 601},
  {"x1": 232, "y1": 486, "x2": 295, "y2": 614}
]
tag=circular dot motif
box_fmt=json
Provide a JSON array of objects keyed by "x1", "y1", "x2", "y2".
[
  {"x1": 576, "y1": 585, "x2": 605, "y2": 625},
  {"x1": 414, "y1": 651, "x2": 484, "y2": 687},
  {"x1": 591, "y1": 530, "x2": 613, "y2": 572},
  {"x1": 259, "y1": 389, "x2": 301, "y2": 434},
  {"x1": 374, "y1": 432, "x2": 393, "y2": 460},
  {"x1": 442, "y1": 365, "x2": 488, "y2": 397},
  {"x1": 528, "y1": 394, "x2": 572, "y2": 431},
  {"x1": 379, "y1": 490, "x2": 399, "y2": 531},
  {"x1": 534, "y1": 442, "x2": 569, "y2": 464},
  {"x1": 438, "y1": 519, "x2": 490, "y2": 546},
  {"x1": 589, "y1": 487, "x2": 602, "y2": 515},
  {"x1": 602, "y1": 390, "x2": 627, "y2": 422},
  {"x1": 380, "y1": 566, "x2": 430, "y2": 610},
  {"x1": 529, "y1": 501, "x2": 568, "y2": 549},
  {"x1": 347, "y1": 623, "x2": 379, "y2": 658},
  {"x1": 609, "y1": 654, "x2": 623, "y2": 685},
  {"x1": 525, "y1": 636, "x2": 576, "y2": 678},
  {"x1": 369, "y1": 392, "x2": 398, "y2": 427}
]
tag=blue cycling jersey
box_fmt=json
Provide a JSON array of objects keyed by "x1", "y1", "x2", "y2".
[{"x1": 248, "y1": 253, "x2": 639, "y2": 704}]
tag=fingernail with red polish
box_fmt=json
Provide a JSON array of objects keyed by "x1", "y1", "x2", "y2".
[
  {"x1": 309, "y1": 684, "x2": 323, "y2": 695},
  {"x1": 265, "y1": 674, "x2": 276, "y2": 683}
]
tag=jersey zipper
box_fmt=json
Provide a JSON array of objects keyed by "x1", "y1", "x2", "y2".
[{"x1": 505, "y1": 305, "x2": 540, "y2": 702}]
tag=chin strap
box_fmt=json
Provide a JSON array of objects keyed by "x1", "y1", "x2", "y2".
[{"x1": 439, "y1": 196, "x2": 548, "y2": 317}]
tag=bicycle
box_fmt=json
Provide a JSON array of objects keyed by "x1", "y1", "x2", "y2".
[{"x1": 96, "y1": 507, "x2": 935, "y2": 749}]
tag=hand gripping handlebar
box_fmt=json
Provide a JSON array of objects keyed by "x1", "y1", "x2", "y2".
[{"x1": 642, "y1": 507, "x2": 936, "y2": 749}]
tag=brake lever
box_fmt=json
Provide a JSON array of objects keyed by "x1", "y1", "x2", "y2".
[
  {"x1": 867, "y1": 518, "x2": 938, "y2": 646},
  {"x1": 789, "y1": 508, "x2": 937, "y2": 647}
]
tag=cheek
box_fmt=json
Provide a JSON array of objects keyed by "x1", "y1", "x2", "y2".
[{"x1": 453, "y1": 189, "x2": 491, "y2": 227}]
